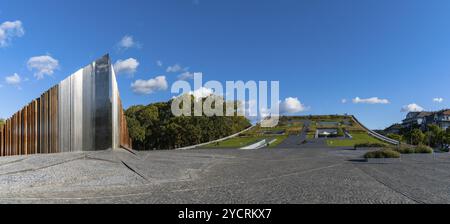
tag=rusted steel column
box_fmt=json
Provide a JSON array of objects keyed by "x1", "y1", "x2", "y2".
[{"x1": 0, "y1": 127, "x2": 3, "y2": 156}]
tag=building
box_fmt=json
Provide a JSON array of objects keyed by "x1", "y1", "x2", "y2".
[
  {"x1": 429, "y1": 109, "x2": 450, "y2": 130},
  {"x1": 402, "y1": 109, "x2": 450, "y2": 131},
  {"x1": 0, "y1": 55, "x2": 132, "y2": 157},
  {"x1": 401, "y1": 111, "x2": 433, "y2": 129}
]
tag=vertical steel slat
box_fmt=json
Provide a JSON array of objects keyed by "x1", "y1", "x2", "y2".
[{"x1": 0, "y1": 55, "x2": 132, "y2": 158}]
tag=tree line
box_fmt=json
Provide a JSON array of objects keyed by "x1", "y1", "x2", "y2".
[
  {"x1": 387, "y1": 124, "x2": 450, "y2": 150},
  {"x1": 125, "y1": 95, "x2": 251, "y2": 150}
]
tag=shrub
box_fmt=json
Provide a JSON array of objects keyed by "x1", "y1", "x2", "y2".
[
  {"x1": 355, "y1": 142, "x2": 387, "y2": 149},
  {"x1": 390, "y1": 145, "x2": 433, "y2": 154},
  {"x1": 393, "y1": 145, "x2": 415, "y2": 154},
  {"x1": 387, "y1": 134, "x2": 403, "y2": 142},
  {"x1": 364, "y1": 150, "x2": 401, "y2": 159},
  {"x1": 415, "y1": 145, "x2": 433, "y2": 154}
]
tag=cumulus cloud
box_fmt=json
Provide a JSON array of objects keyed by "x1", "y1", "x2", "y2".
[
  {"x1": 156, "y1": 60, "x2": 163, "y2": 67},
  {"x1": 0, "y1": 20, "x2": 25, "y2": 47},
  {"x1": 401, "y1": 103, "x2": 424, "y2": 113},
  {"x1": 189, "y1": 87, "x2": 214, "y2": 99},
  {"x1": 280, "y1": 97, "x2": 308, "y2": 114},
  {"x1": 166, "y1": 64, "x2": 184, "y2": 73},
  {"x1": 177, "y1": 71, "x2": 196, "y2": 80},
  {"x1": 433, "y1": 97, "x2": 444, "y2": 103},
  {"x1": 5, "y1": 73, "x2": 21, "y2": 85},
  {"x1": 131, "y1": 76, "x2": 168, "y2": 95},
  {"x1": 27, "y1": 55, "x2": 59, "y2": 79},
  {"x1": 341, "y1": 99, "x2": 347, "y2": 104},
  {"x1": 352, "y1": 97, "x2": 390, "y2": 104},
  {"x1": 114, "y1": 58, "x2": 139, "y2": 75},
  {"x1": 117, "y1": 35, "x2": 140, "y2": 50}
]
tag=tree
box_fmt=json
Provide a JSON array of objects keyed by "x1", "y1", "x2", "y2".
[
  {"x1": 445, "y1": 128, "x2": 450, "y2": 145},
  {"x1": 126, "y1": 117, "x2": 146, "y2": 150},
  {"x1": 407, "y1": 129, "x2": 425, "y2": 145},
  {"x1": 442, "y1": 128, "x2": 450, "y2": 145},
  {"x1": 425, "y1": 125, "x2": 444, "y2": 147},
  {"x1": 387, "y1": 133, "x2": 403, "y2": 142},
  {"x1": 125, "y1": 96, "x2": 251, "y2": 151}
]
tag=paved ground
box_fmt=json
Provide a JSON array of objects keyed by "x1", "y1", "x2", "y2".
[
  {"x1": 0, "y1": 144, "x2": 449, "y2": 204},
  {"x1": 276, "y1": 120, "x2": 310, "y2": 148}
]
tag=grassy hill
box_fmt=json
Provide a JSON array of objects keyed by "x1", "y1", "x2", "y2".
[{"x1": 205, "y1": 115, "x2": 385, "y2": 148}]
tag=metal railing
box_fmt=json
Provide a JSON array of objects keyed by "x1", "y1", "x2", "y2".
[
  {"x1": 175, "y1": 125, "x2": 256, "y2": 150},
  {"x1": 351, "y1": 115, "x2": 399, "y2": 145}
]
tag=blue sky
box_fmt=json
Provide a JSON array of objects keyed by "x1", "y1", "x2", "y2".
[{"x1": 0, "y1": 0, "x2": 449, "y2": 129}]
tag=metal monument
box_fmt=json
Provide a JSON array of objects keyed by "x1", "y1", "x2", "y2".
[{"x1": 0, "y1": 55, "x2": 132, "y2": 157}]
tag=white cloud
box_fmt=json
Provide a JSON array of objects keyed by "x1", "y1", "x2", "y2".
[
  {"x1": 166, "y1": 64, "x2": 183, "y2": 73},
  {"x1": 189, "y1": 87, "x2": 214, "y2": 99},
  {"x1": 131, "y1": 76, "x2": 168, "y2": 95},
  {"x1": 280, "y1": 97, "x2": 308, "y2": 114},
  {"x1": 114, "y1": 58, "x2": 139, "y2": 75},
  {"x1": 352, "y1": 97, "x2": 390, "y2": 104},
  {"x1": 5, "y1": 73, "x2": 21, "y2": 85},
  {"x1": 156, "y1": 60, "x2": 163, "y2": 67},
  {"x1": 341, "y1": 99, "x2": 347, "y2": 104},
  {"x1": 0, "y1": 20, "x2": 24, "y2": 47},
  {"x1": 433, "y1": 97, "x2": 444, "y2": 103},
  {"x1": 117, "y1": 35, "x2": 140, "y2": 50},
  {"x1": 177, "y1": 71, "x2": 196, "y2": 80},
  {"x1": 259, "y1": 108, "x2": 273, "y2": 119},
  {"x1": 27, "y1": 55, "x2": 59, "y2": 79},
  {"x1": 401, "y1": 103, "x2": 424, "y2": 113}
]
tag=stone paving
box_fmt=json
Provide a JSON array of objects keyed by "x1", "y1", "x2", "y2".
[{"x1": 0, "y1": 146, "x2": 449, "y2": 204}]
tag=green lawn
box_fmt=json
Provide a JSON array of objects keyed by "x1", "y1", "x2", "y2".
[
  {"x1": 306, "y1": 132, "x2": 316, "y2": 139},
  {"x1": 203, "y1": 136, "x2": 265, "y2": 148},
  {"x1": 327, "y1": 133, "x2": 385, "y2": 147},
  {"x1": 267, "y1": 135, "x2": 289, "y2": 148},
  {"x1": 202, "y1": 118, "x2": 311, "y2": 149}
]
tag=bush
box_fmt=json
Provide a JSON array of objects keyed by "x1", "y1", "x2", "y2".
[
  {"x1": 390, "y1": 145, "x2": 433, "y2": 154},
  {"x1": 364, "y1": 150, "x2": 401, "y2": 159},
  {"x1": 394, "y1": 146, "x2": 416, "y2": 154},
  {"x1": 387, "y1": 134, "x2": 403, "y2": 142},
  {"x1": 415, "y1": 145, "x2": 433, "y2": 154},
  {"x1": 355, "y1": 142, "x2": 387, "y2": 149}
]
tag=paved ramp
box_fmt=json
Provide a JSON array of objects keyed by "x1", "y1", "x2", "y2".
[
  {"x1": 275, "y1": 120, "x2": 328, "y2": 149},
  {"x1": 0, "y1": 147, "x2": 450, "y2": 203}
]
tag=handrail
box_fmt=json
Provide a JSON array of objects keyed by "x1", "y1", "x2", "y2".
[
  {"x1": 175, "y1": 125, "x2": 256, "y2": 150},
  {"x1": 241, "y1": 139, "x2": 267, "y2": 150},
  {"x1": 350, "y1": 115, "x2": 399, "y2": 145}
]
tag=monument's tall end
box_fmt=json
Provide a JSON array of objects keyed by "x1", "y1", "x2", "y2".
[{"x1": 0, "y1": 55, "x2": 132, "y2": 157}]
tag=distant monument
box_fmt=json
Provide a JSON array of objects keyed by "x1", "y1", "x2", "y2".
[{"x1": 0, "y1": 55, "x2": 132, "y2": 157}]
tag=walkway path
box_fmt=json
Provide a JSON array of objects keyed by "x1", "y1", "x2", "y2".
[
  {"x1": 274, "y1": 120, "x2": 309, "y2": 148},
  {"x1": 1, "y1": 147, "x2": 448, "y2": 204}
]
